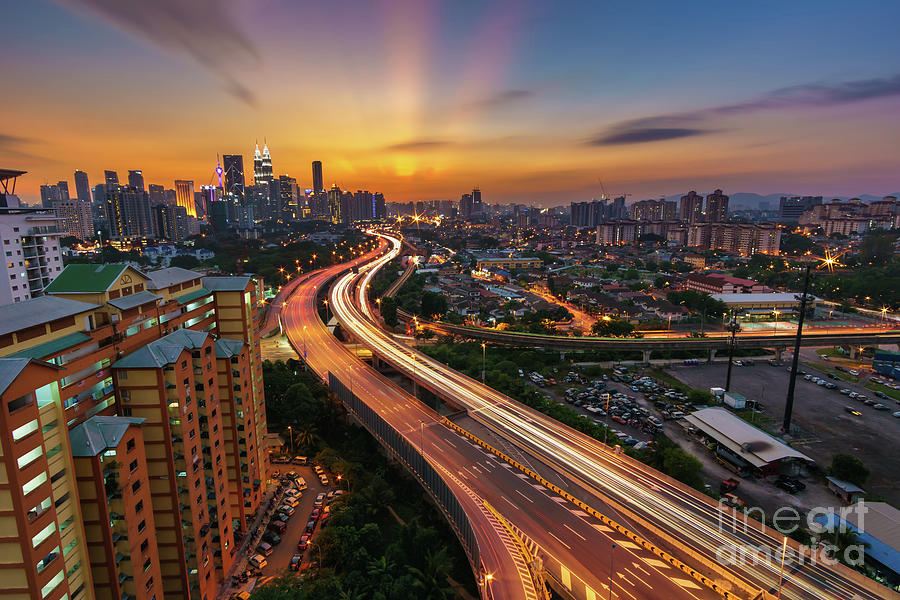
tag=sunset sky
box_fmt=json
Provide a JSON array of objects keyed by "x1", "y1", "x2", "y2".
[{"x1": 3, "y1": 0, "x2": 899, "y2": 206}]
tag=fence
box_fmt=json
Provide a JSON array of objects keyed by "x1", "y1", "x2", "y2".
[{"x1": 328, "y1": 372, "x2": 481, "y2": 571}]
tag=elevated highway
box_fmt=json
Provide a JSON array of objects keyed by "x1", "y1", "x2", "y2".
[
  {"x1": 282, "y1": 243, "x2": 723, "y2": 600},
  {"x1": 329, "y1": 231, "x2": 898, "y2": 600}
]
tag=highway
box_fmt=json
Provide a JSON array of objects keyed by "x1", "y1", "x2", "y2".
[
  {"x1": 281, "y1": 242, "x2": 723, "y2": 600},
  {"x1": 329, "y1": 231, "x2": 898, "y2": 600}
]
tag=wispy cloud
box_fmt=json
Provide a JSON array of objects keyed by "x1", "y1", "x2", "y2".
[
  {"x1": 52, "y1": 0, "x2": 259, "y2": 105},
  {"x1": 466, "y1": 89, "x2": 534, "y2": 110},
  {"x1": 0, "y1": 134, "x2": 32, "y2": 151},
  {"x1": 589, "y1": 72, "x2": 900, "y2": 146},
  {"x1": 386, "y1": 139, "x2": 453, "y2": 152}
]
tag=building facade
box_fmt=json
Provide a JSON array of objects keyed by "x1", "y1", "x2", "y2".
[{"x1": 0, "y1": 198, "x2": 64, "y2": 304}]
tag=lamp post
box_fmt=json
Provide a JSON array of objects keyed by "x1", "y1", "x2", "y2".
[
  {"x1": 776, "y1": 536, "x2": 788, "y2": 599},
  {"x1": 608, "y1": 542, "x2": 616, "y2": 600},
  {"x1": 481, "y1": 342, "x2": 486, "y2": 383},
  {"x1": 286, "y1": 426, "x2": 293, "y2": 455},
  {"x1": 773, "y1": 310, "x2": 780, "y2": 335},
  {"x1": 725, "y1": 311, "x2": 739, "y2": 392},
  {"x1": 783, "y1": 263, "x2": 813, "y2": 433}
]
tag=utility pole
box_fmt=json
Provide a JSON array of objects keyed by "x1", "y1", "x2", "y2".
[
  {"x1": 724, "y1": 311, "x2": 739, "y2": 392},
  {"x1": 783, "y1": 263, "x2": 812, "y2": 434}
]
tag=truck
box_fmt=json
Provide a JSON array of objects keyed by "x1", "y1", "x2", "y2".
[{"x1": 723, "y1": 392, "x2": 747, "y2": 410}]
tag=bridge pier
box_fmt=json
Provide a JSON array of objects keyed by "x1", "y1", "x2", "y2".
[
  {"x1": 708, "y1": 348, "x2": 716, "y2": 363},
  {"x1": 773, "y1": 346, "x2": 784, "y2": 362},
  {"x1": 642, "y1": 349, "x2": 651, "y2": 364}
]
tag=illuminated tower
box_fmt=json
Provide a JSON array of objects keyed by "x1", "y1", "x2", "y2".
[
  {"x1": 312, "y1": 160, "x2": 323, "y2": 193},
  {"x1": 222, "y1": 154, "x2": 245, "y2": 204},
  {"x1": 259, "y1": 142, "x2": 273, "y2": 182},
  {"x1": 253, "y1": 142, "x2": 264, "y2": 184},
  {"x1": 174, "y1": 179, "x2": 196, "y2": 217}
]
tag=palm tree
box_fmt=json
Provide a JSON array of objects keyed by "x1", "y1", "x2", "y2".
[
  {"x1": 366, "y1": 555, "x2": 397, "y2": 597},
  {"x1": 408, "y1": 547, "x2": 455, "y2": 600},
  {"x1": 295, "y1": 427, "x2": 316, "y2": 450},
  {"x1": 825, "y1": 526, "x2": 870, "y2": 568}
]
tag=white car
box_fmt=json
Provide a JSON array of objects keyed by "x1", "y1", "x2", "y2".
[{"x1": 283, "y1": 495, "x2": 300, "y2": 508}]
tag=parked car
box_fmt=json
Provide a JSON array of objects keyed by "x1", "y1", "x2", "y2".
[
  {"x1": 873, "y1": 403, "x2": 890, "y2": 411},
  {"x1": 297, "y1": 533, "x2": 311, "y2": 552},
  {"x1": 293, "y1": 456, "x2": 308, "y2": 465},
  {"x1": 319, "y1": 475, "x2": 329, "y2": 486},
  {"x1": 268, "y1": 520, "x2": 287, "y2": 535},
  {"x1": 283, "y1": 495, "x2": 301, "y2": 508},
  {"x1": 305, "y1": 520, "x2": 316, "y2": 534},
  {"x1": 249, "y1": 554, "x2": 268, "y2": 569},
  {"x1": 840, "y1": 389, "x2": 852, "y2": 395},
  {"x1": 278, "y1": 504, "x2": 296, "y2": 517},
  {"x1": 311, "y1": 508, "x2": 321, "y2": 521},
  {"x1": 256, "y1": 542, "x2": 274, "y2": 557},
  {"x1": 844, "y1": 406, "x2": 862, "y2": 416},
  {"x1": 777, "y1": 475, "x2": 806, "y2": 490},
  {"x1": 874, "y1": 391, "x2": 888, "y2": 400},
  {"x1": 313, "y1": 466, "x2": 324, "y2": 476},
  {"x1": 261, "y1": 531, "x2": 281, "y2": 546},
  {"x1": 314, "y1": 493, "x2": 326, "y2": 507},
  {"x1": 290, "y1": 555, "x2": 302, "y2": 571},
  {"x1": 775, "y1": 479, "x2": 803, "y2": 494}
]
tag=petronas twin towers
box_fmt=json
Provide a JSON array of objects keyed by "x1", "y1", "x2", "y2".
[{"x1": 253, "y1": 140, "x2": 273, "y2": 184}]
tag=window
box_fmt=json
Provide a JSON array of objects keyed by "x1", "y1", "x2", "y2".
[
  {"x1": 8, "y1": 393, "x2": 33, "y2": 413},
  {"x1": 32, "y1": 521, "x2": 56, "y2": 548},
  {"x1": 12, "y1": 419, "x2": 38, "y2": 441},
  {"x1": 17, "y1": 446, "x2": 43, "y2": 469},
  {"x1": 137, "y1": 520, "x2": 146, "y2": 533},
  {"x1": 143, "y1": 558, "x2": 151, "y2": 572},
  {"x1": 129, "y1": 460, "x2": 138, "y2": 472},
  {"x1": 54, "y1": 493, "x2": 69, "y2": 508},
  {"x1": 23, "y1": 471, "x2": 48, "y2": 496},
  {"x1": 140, "y1": 539, "x2": 149, "y2": 553},
  {"x1": 40, "y1": 570, "x2": 64, "y2": 598},
  {"x1": 131, "y1": 480, "x2": 141, "y2": 493},
  {"x1": 135, "y1": 500, "x2": 143, "y2": 513},
  {"x1": 127, "y1": 438, "x2": 135, "y2": 452},
  {"x1": 50, "y1": 469, "x2": 65, "y2": 484}
]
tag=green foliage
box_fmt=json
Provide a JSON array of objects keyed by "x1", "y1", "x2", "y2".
[
  {"x1": 380, "y1": 296, "x2": 398, "y2": 327},
  {"x1": 666, "y1": 290, "x2": 728, "y2": 319},
  {"x1": 591, "y1": 318, "x2": 639, "y2": 338},
  {"x1": 780, "y1": 232, "x2": 823, "y2": 257},
  {"x1": 857, "y1": 231, "x2": 898, "y2": 267},
  {"x1": 169, "y1": 254, "x2": 201, "y2": 269},
  {"x1": 829, "y1": 454, "x2": 870, "y2": 487},
  {"x1": 420, "y1": 292, "x2": 448, "y2": 319}
]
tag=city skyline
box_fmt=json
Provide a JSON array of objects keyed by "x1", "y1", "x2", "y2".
[{"x1": 3, "y1": 1, "x2": 900, "y2": 205}]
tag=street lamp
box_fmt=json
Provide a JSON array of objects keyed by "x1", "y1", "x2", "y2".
[
  {"x1": 481, "y1": 342, "x2": 486, "y2": 383},
  {"x1": 608, "y1": 542, "x2": 616, "y2": 600},
  {"x1": 776, "y1": 536, "x2": 788, "y2": 599},
  {"x1": 773, "y1": 310, "x2": 780, "y2": 335},
  {"x1": 286, "y1": 426, "x2": 293, "y2": 455}
]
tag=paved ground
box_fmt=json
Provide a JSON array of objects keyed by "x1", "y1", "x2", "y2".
[
  {"x1": 665, "y1": 348, "x2": 900, "y2": 506},
  {"x1": 261, "y1": 333, "x2": 300, "y2": 362}
]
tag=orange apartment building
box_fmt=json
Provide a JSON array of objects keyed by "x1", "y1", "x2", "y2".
[{"x1": 0, "y1": 264, "x2": 269, "y2": 600}]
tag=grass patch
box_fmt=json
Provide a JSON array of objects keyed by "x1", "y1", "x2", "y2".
[
  {"x1": 866, "y1": 381, "x2": 900, "y2": 402},
  {"x1": 804, "y1": 361, "x2": 859, "y2": 383}
]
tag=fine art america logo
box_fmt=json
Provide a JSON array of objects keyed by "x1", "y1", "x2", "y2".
[{"x1": 715, "y1": 499, "x2": 869, "y2": 569}]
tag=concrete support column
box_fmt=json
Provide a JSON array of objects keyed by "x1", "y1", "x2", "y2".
[
  {"x1": 642, "y1": 349, "x2": 651, "y2": 364},
  {"x1": 708, "y1": 348, "x2": 717, "y2": 363},
  {"x1": 774, "y1": 347, "x2": 783, "y2": 362}
]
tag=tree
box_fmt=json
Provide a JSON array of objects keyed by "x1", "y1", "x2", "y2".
[
  {"x1": 591, "y1": 319, "x2": 639, "y2": 337},
  {"x1": 829, "y1": 454, "x2": 869, "y2": 487},
  {"x1": 654, "y1": 276, "x2": 670, "y2": 289},
  {"x1": 380, "y1": 297, "x2": 398, "y2": 327},
  {"x1": 170, "y1": 254, "x2": 201, "y2": 269},
  {"x1": 660, "y1": 446, "x2": 704, "y2": 489},
  {"x1": 858, "y1": 232, "x2": 898, "y2": 267},
  {"x1": 420, "y1": 291, "x2": 448, "y2": 318}
]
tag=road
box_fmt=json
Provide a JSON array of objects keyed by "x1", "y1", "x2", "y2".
[
  {"x1": 281, "y1": 241, "x2": 720, "y2": 600},
  {"x1": 330, "y1": 231, "x2": 898, "y2": 600}
]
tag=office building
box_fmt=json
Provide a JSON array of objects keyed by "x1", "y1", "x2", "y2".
[
  {"x1": 705, "y1": 189, "x2": 729, "y2": 223},
  {"x1": 328, "y1": 184, "x2": 343, "y2": 224},
  {"x1": 41, "y1": 184, "x2": 63, "y2": 208},
  {"x1": 253, "y1": 143, "x2": 273, "y2": 185},
  {"x1": 222, "y1": 154, "x2": 245, "y2": 204},
  {"x1": 0, "y1": 265, "x2": 269, "y2": 600},
  {"x1": 147, "y1": 183, "x2": 166, "y2": 206},
  {"x1": 127, "y1": 170, "x2": 145, "y2": 191},
  {"x1": 174, "y1": 180, "x2": 196, "y2": 218},
  {"x1": 779, "y1": 196, "x2": 823, "y2": 223},
  {"x1": 104, "y1": 185, "x2": 152, "y2": 240},
  {"x1": 679, "y1": 191, "x2": 704, "y2": 223},
  {"x1": 459, "y1": 193, "x2": 473, "y2": 220},
  {"x1": 74, "y1": 170, "x2": 91, "y2": 203},
  {"x1": 276, "y1": 175, "x2": 298, "y2": 220},
  {"x1": 311, "y1": 160, "x2": 323, "y2": 193},
  {"x1": 0, "y1": 176, "x2": 64, "y2": 303},
  {"x1": 57, "y1": 181, "x2": 70, "y2": 202},
  {"x1": 104, "y1": 170, "x2": 119, "y2": 186},
  {"x1": 53, "y1": 199, "x2": 94, "y2": 240}
]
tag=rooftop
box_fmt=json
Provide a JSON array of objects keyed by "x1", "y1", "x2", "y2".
[
  {"x1": 0, "y1": 295, "x2": 100, "y2": 337},
  {"x1": 0, "y1": 358, "x2": 34, "y2": 395},
  {"x1": 214, "y1": 338, "x2": 244, "y2": 358},
  {"x1": 113, "y1": 329, "x2": 208, "y2": 369},
  {"x1": 70, "y1": 416, "x2": 146, "y2": 457},
  {"x1": 684, "y1": 407, "x2": 812, "y2": 468},
  {"x1": 202, "y1": 276, "x2": 251, "y2": 291},
  {"x1": 44, "y1": 264, "x2": 134, "y2": 294},
  {"x1": 146, "y1": 267, "x2": 201, "y2": 290},
  {"x1": 711, "y1": 293, "x2": 821, "y2": 305},
  {"x1": 107, "y1": 291, "x2": 162, "y2": 311}
]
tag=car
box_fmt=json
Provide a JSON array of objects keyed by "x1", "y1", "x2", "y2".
[
  {"x1": 873, "y1": 403, "x2": 890, "y2": 411},
  {"x1": 775, "y1": 479, "x2": 803, "y2": 494},
  {"x1": 844, "y1": 406, "x2": 862, "y2": 416},
  {"x1": 256, "y1": 542, "x2": 274, "y2": 556},
  {"x1": 271, "y1": 470, "x2": 281, "y2": 479},
  {"x1": 285, "y1": 471, "x2": 300, "y2": 481},
  {"x1": 893, "y1": 411, "x2": 900, "y2": 418},
  {"x1": 311, "y1": 508, "x2": 321, "y2": 521},
  {"x1": 863, "y1": 399, "x2": 876, "y2": 406},
  {"x1": 849, "y1": 369, "x2": 860, "y2": 376},
  {"x1": 297, "y1": 533, "x2": 311, "y2": 552},
  {"x1": 777, "y1": 475, "x2": 806, "y2": 491},
  {"x1": 313, "y1": 466, "x2": 324, "y2": 476},
  {"x1": 248, "y1": 554, "x2": 268, "y2": 569},
  {"x1": 282, "y1": 495, "x2": 300, "y2": 508},
  {"x1": 261, "y1": 531, "x2": 281, "y2": 546},
  {"x1": 295, "y1": 477, "x2": 308, "y2": 491},
  {"x1": 293, "y1": 456, "x2": 308, "y2": 465},
  {"x1": 826, "y1": 373, "x2": 839, "y2": 380},
  {"x1": 274, "y1": 511, "x2": 291, "y2": 524},
  {"x1": 840, "y1": 389, "x2": 852, "y2": 395},
  {"x1": 278, "y1": 504, "x2": 296, "y2": 517},
  {"x1": 268, "y1": 520, "x2": 287, "y2": 535},
  {"x1": 232, "y1": 592, "x2": 253, "y2": 600},
  {"x1": 305, "y1": 520, "x2": 316, "y2": 534},
  {"x1": 271, "y1": 455, "x2": 290, "y2": 464},
  {"x1": 825, "y1": 382, "x2": 837, "y2": 389},
  {"x1": 314, "y1": 493, "x2": 326, "y2": 507},
  {"x1": 319, "y1": 475, "x2": 329, "y2": 486},
  {"x1": 290, "y1": 555, "x2": 302, "y2": 571},
  {"x1": 875, "y1": 391, "x2": 888, "y2": 399}
]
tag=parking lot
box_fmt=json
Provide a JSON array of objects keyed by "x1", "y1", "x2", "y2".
[
  {"x1": 666, "y1": 348, "x2": 900, "y2": 505},
  {"x1": 229, "y1": 458, "x2": 344, "y2": 596}
]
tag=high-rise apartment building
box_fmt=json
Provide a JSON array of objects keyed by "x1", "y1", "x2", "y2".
[
  {"x1": 104, "y1": 170, "x2": 119, "y2": 186},
  {"x1": 74, "y1": 170, "x2": 91, "y2": 203},
  {"x1": 0, "y1": 264, "x2": 269, "y2": 600},
  {"x1": 222, "y1": 155, "x2": 245, "y2": 204},
  {"x1": 705, "y1": 189, "x2": 729, "y2": 223},
  {"x1": 679, "y1": 191, "x2": 704, "y2": 223},
  {"x1": 127, "y1": 170, "x2": 145, "y2": 191},
  {"x1": 104, "y1": 185, "x2": 152, "y2": 240},
  {"x1": 57, "y1": 181, "x2": 70, "y2": 202},
  {"x1": 53, "y1": 199, "x2": 94, "y2": 240},
  {"x1": 630, "y1": 198, "x2": 677, "y2": 222},
  {"x1": 41, "y1": 184, "x2": 63, "y2": 208},
  {"x1": 327, "y1": 184, "x2": 343, "y2": 224},
  {"x1": 0, "y1": 195, "x2": 64, "y2": 303},
  {"x1": 311, "y1": 161, "x2": 323, "y2": 193},
  {"x1": 276, "y1": 175, "x2": 298, "y2": 221},
  {"x1": 779, "y1": 196, "x2": 823, "y2": 223},
  {"x1": 148, "y1": 184, "x2": 166, "y2": 206},
  {"x1": 174, "y1": 180, "x2": 196, "y2": 218}
]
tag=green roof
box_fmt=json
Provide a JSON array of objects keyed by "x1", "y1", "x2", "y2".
[
  {"x1": 45, "y1": 264, "x2": 131, "y2": 294},
  {"x1": 70, "y1": 416, "x2": 146, "y2": 457},
  {"x1": 176, "y1": 287, "x2": 211, "y2": 305},
  {"x1": 10, "y1": 332, "x2": 91, "y2": 359}
]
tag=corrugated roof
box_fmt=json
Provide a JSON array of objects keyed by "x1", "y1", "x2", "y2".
[
  {"x1": 684, "y1": 407, "x2": 812, "y2": 468},
  {"x1": 0, "y1": 295, "x2": 99, "y2": 337},
  {"x1": 844, "y1": 502, "x2": 900, "y2": 558},
  {"x1": 146, "y1": 267, "x2": 201, "y2": 290},
  {"x1": 215, "y1": 338, "x2": 244, "y2": 358},
  {"x1": 107, "y1": 291, "x2": 161, "y2": 311},
  {"x1": 44, "y1": 264, "x2": 132, "y2": 293},
  {"x1": 70, "y1": 416, "x2": 145, "y2": 457},
  {"x1": 113, "y1": 329, "x2": 208, "y2": 369},
  {"x1": 711, "y1": 293, "x2": 822, "y2": 305},
  {"x1": 176, "y1": 287, "x2": 211, "y2": 305},
  {"x1": 10, "y1": 332, "x2": 91, "y2": 359},
  {"x1": 202, "y1": 276, "x2": 251, "y2": 291}
]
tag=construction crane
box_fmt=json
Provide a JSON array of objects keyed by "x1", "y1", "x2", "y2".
[{"x1": 597, "y1": 179, "x2": 631, "y2": 201}]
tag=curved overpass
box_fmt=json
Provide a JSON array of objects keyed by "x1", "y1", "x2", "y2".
[{"x1": 332, "y1": 231, "x2": 897, "y2": 600}]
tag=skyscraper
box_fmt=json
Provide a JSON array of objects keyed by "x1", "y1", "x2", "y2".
[
  {"x1": 679, "y1": 191, "x2": 704, "y2": 223},
  {"x1": 104, "y1": 169, "x2": 119, "y2": 185},
  {"x1": 253, "y1": 142, "x2": 274, "y2": 185},
  {"x1": 148, "y1": 183, "x2": 166, "y2": 205},
  {"x1": 104, "y1": 185, "x2": 152, "y2": 239},
  {"x1": 328, "y1": 184, "x2": 343, "y2": 224},
  {"x1": 40, "y1": 183, "x2": 62, "y2": 207},
  {"x1": 127, "y1": 169, "x2": 145, "y2": 191},
  {"x1": 261, "y1": 142, "x2": 273, "y2": 182},
  {"x1": 312, "y1": 160, "x2": 324, "y2": 193},
  {"x1": 74, "y1": 169, "x2": 91, "y2": 202},
  {"x1": 174, "y1": 179, "x2": 196, "y2": 218},
  {"x1": 277, "y1": 175, "x2": 298, "y2": 220},
  {"x1": 56, "y1": 180, "x2": 70, "y2": 201},
  {"x1": 705, "y1": 189, "x2": 730, "y2": 223},
  {"x1": 223, "y1": 154, "x2": 246, "y2": 204}
]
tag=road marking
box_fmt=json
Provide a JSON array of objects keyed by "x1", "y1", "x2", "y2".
[
  {"x1": 443, "y1": 439, "x2": 456, "y2": 448},
  {"x1": 548, "y1": 531, "x2": 572, "y2": 551},
  {"x1": 551, "y1": 496, "x2": 567, "y2": 504},
  {"x1": 572, "y1": 509, "x2": 590, "y2": 517},
  {"x1": 563, "y1": 523, "x2": 586, "y2": 541},
  {"x1": 616, "y1": 540, "x2": 640, "y2": 550},
  {"x1": 515, "y1": 473, "x2": 530, "y2": 479},
  {"x1": 638, "y1": 557, "x2": 669, "y2": 570},
  {"x1": 515, "y1": 489, "x2": 534, "y2": 503},
  {"x1": 623, "y1": 567, "x2": 652, "y2": 589},
  {"x1": 592, "y1": 523, "x2": 614, "y2": 533},
  {"x1": 671, "y1": 578, "x2": 702, "y2": 590},
  {"x1": 531, "y1": 484, "x2": 546, "y2": 491}
]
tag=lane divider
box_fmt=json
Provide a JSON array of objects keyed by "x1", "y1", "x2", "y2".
[
  {"x1": 483, "y1": 500, "x2": 551, "y2": 600},
  {"x1": 442, "y1": 417, "x2": 747, "y2": 600}
]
